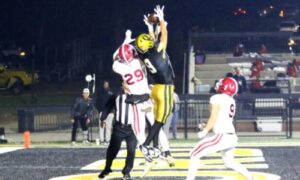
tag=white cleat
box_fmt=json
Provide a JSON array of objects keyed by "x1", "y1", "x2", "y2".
[{"x1": 160, "y1": 151, "x2": 175, "y2": 167}]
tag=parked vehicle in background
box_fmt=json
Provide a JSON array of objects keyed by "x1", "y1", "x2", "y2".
[{"x1": 0, "y1": 53, "x2": 38, "y2": 94}]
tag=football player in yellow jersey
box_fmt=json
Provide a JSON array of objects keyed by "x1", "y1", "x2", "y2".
[{"x1": 135, "y1": 5, "x2": 175, "y2": 165}]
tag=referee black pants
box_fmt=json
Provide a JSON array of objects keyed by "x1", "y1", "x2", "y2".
[{"x1": 103, "y1": 123, "x2": 137, "y2": 175}]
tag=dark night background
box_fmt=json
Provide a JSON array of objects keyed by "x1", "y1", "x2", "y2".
[{"x1": 0, "y1": 0, "x2": 299, "y2": 94}]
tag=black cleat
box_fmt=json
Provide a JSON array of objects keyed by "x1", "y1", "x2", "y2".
[
  {"x1": 98, "y1": 169, "x2": 112, "y2": 179},
  {"x1": 160, "y1": 151, "x2": 175, "y2": 167},
  {"x1": 123, "y1": 173, "x2": 133, "y2": 180}
]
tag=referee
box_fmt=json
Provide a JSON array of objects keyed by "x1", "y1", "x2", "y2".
[{"x1": 98, "y1": 89, "x2": 137, "y2": 180}]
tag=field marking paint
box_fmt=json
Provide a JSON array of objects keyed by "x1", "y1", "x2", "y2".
[
  {"x1": 52, "y1": 147, "x2": 281, "y2": 180},
  {"x1": 0, "y1": 147, "x2": 23, "y2": 154},
  {"x1": 81, "y1": 157, "x2": 268, "y2": 170},
  {"x1": 50, "y1": 171, "x2": 281, "y2": 180}
]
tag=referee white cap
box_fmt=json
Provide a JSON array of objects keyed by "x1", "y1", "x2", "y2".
[{"x1": 83, "y1": 88, "x2": 90, "y2": 93}]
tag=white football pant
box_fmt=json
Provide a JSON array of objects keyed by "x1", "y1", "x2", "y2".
[
  {"x1": 131, "y1": 101, "x2": 170, "y2": 152},
  {"x1": 186, "y1": 134, "x2": 252, "y2": 180}
]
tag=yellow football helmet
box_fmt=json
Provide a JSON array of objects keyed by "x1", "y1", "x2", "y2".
[{"x1": 135, "y1": 33, "x2": 154, "y2": 53}]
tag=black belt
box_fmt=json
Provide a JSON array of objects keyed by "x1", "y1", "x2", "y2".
[
  {"x1": 116, "y1": 122, "x2": 131, "y2": 128},
  {"x1": 125, "y1": 94, "x2": 150, "y2": 104}
]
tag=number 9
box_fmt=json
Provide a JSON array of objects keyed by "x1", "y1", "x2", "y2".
[
  {"x1": 144, "y1": 58, "x2": 157, "y2": 74},
  {"x1": 135, "y1": 69, "x2": 144, "y2": 82}
]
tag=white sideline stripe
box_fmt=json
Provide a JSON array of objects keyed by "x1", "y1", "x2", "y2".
[
  {"x1": 0, "y1": 147, "x2": 23, "y2": 154},
  {"x1": 81, "y1": 160, "x2": 105, "y2": 170},
  {"x1": 81, "y1": 150, "x2": 125, "y2": 170},
  {"x1": 0, "y1": 165, "x2": 81, "y2": 169}
]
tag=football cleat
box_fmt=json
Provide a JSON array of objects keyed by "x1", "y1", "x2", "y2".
[
  {"x1": 122, "y1": 173, "x2": 133, "y2": 180},
  {"x1": 151, "y1": 147, "x2": 161, "y2": 158},
  {"x1": 139, "y1": 145, "x2": 153, "y2": 162},
  {"x1": 98, "y1": 169, "x2": 112, "y2": 179},
  {"x1": 160, "y1": 151, "x2": 175, "y2": 167}
]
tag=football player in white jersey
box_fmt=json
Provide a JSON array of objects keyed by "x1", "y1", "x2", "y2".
[
  {"x1": 112, "y1": 30, "x2": 173, "y2": 165},
  {"x1": 186, "y1": 77, "x2": 253, "y2": 180},
  {"x1": 113, "y1": 44, "x2": 150, "y2": 95}
]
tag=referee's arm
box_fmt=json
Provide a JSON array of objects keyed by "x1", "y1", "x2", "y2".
[{"x1": 100, "y1": 95, "x2": 116, "y2": 121}]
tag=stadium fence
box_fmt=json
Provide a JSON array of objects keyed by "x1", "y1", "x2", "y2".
[{"x1": 14, "y1": 94, "x2": 300, "y2": 139}]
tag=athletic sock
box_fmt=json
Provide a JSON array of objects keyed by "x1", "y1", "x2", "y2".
[
  {"x1": 143, "y1": 121, "x2": 164, "y2": 146},
  {"x1": 153, "y1": 132, "x2": 159, "y2": 147}
]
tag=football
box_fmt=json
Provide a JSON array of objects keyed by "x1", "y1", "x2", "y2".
[{"x1": 148, "y1": 13, "x2": 159, "y2": 24}]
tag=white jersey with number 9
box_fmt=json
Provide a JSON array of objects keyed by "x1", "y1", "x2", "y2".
[{"x1": 210, "y1": 93, "x2": 236, "y2": 134}]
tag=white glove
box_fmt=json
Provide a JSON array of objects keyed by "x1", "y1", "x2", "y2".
[
  {"x1": 123, "y1": 29, "x2": 135, "y2": 44},
  {"x1": 154, "y1": 5, "x2": 165, "y2": 21},
  {"x1": 144, "y1": 14, "x2": 154, "y2": 32},
  {"x1": 197, "y1": 129, "x2": 208, "y2": 139},
  {"x1": 144, "y1": 14, "x2": 153, "y2": 26},
  {"x1": 126, "y1": 29, "x2": 132, "y2": 38}
]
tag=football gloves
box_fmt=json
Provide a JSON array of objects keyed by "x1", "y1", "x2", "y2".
[
  {"x1": 143, "y1": 14, "x2": 154, "y2": 33},
  {"x1": 154, "y1": 5, "x2": 165, "y2": 22},
  {"x1": 123, "y1": 29, "x2": 135, "y2": 45}
]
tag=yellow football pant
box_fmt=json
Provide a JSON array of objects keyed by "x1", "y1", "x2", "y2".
[{"x1": 151, "y1": 84, "x2": 174, "y2": 124}]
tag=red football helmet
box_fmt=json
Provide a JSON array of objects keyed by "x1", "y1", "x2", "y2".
[
  {"x1": 216, "y1": 77, "x2": 238, "y2": 96},
  {"x1": 118, "y1": 44, "x2": 136, "y2": 63}
]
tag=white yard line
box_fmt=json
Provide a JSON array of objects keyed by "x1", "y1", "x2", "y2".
[{"x1": 0, "y1": 147, "x2": 23, "y2": 154}]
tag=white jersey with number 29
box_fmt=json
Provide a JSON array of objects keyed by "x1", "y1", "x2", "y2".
[
  {"x1": 113, "y1": 59, "x2": 150, "y2": 95},
  {"x1": 210, "y1": 93, "x2": 236, "y2": 134}
]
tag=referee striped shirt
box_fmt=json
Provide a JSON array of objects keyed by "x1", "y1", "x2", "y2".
[
  {"x1": 100, "y1": 94, "x2": 133, "y2": 125},
  {"x1": 115, "y1": 94, "x2": 134, "y2": 125}
]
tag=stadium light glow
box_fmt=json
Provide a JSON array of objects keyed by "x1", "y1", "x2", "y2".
[
  {"x1": 85, "y1": 74, "x2": 93, "y2": 82},
  {"x1": 20, "y1": 51, "x2": 26, "y2": 56}
]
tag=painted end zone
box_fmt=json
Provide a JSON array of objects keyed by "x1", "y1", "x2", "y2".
[
  {"x1": 50, "y1": 148, "x2": 281, "y2": 180},
  {"x1": 49, "y1": 171, "x2": 280, "y2": 180}
]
